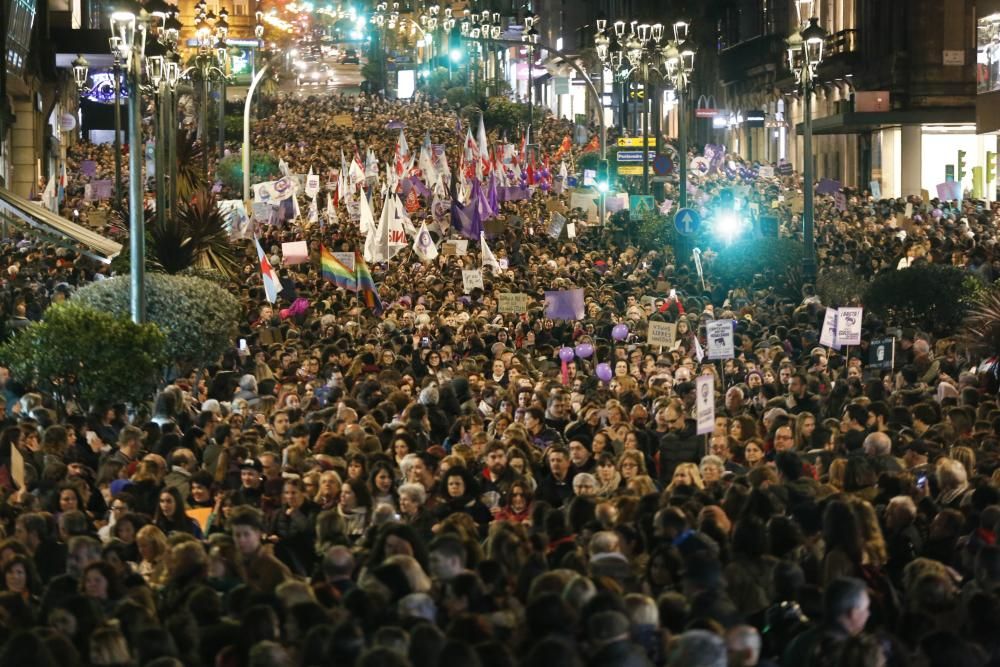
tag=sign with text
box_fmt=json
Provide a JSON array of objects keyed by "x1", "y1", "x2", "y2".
[
  {"x1": 696, "y1": 374, "x2": 716, "y2": 435},
  {"x1": 498, "y1": 292, "x2": 529, "y2": 313},
  {"x1": 647, "y1": 321, "x2": 677, "y2": 348},
  {"x1": 462, "y1": 269, "x2": 484, "y2": 293},
  {"x1": 706, "y1": 319, "x2": 735, "y2": 360},
  {"x1": 617, "y1": 137, "x2": 656, "y2": 147},
  {"x1": 442, "y1": 240, "x2": 468, "y2": 256},
  {"x1": 819, "y1": 307, "x2": 840, "y2": 349},
  {"x1": 836, "y1": 307, "x2": 863, "y2": 346},
  {"x1": 868, "y1": 337, "x2": 896, "y2": 371}
]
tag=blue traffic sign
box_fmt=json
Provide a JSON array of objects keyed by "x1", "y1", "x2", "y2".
[
  {"x1": 615, "y1": 150, "x2": 657, "y2": 163},
  {"x1": 653, "y1": 154, "x2": 673, "y2": 176},
  {"x1": 674, "y1": 208, "x2": 701, "y2": 236}
]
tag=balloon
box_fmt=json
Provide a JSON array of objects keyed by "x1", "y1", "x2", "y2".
[
  {"x1": 931, "y1": 208, "x2": 942, "y2": 219},
  {"x1": 574, "y1": 342, "x2": 594, "y2": 359},
  {"x1": 559, "y1": 347, "x2": 576, "y2": 362},
  {"x1": 596, "y1": 363, "x2": 613, "y2": 382},
  {"x1": 540, "y1": 182, "x2": 550, "y2": 192},
  {"x1": 611, "y1": 324, "x2": 629, "y2": 341}
]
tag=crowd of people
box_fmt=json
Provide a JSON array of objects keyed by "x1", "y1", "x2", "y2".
[{"x1": 1, "y1": 85, "x2": 999, "y2": 667}]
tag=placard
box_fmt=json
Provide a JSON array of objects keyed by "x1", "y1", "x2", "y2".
[
  {"x1": 868, "y1": 337, "x2": 896, "y2": 371},
  {"x1": 281, "y1": 241, "x2": 309, "y2": 265},
  {"x1": 333, "y1": 114, "x2": 354, "y2": 127},
  {"x1": 870, "y1": 181, "x2": 881, "y2": 199},
  {"x1": 819, "y1": 307, "x2": 840, "y2": 349},
  {"x1": 566, "y1": 222, "x2": 576, "y2": 239},
  {"x1": 705, "y1": 319, "x2": 735, "y2": 360},
  {"x1": 442, "y1": 240, "x2": 468, "y2": 256},
  {"x1": 646, "y1": 321, "x2": 677, "y2": 348},
  {"x1": 462, "y1": 269, "x2": 484, "y2": 293},
  {"x1": 10, "y1": 445, "x2": 23, "y2": 489},
  {"x1": 758, "y1": 165, "x2": 774, "y2": 179},
  {"x1": 332, "y1": 252, "x2": 355, "y2": 271},
  {"x1": 498, "y1": 292, "x2": 529, "y2": 313},
  {"x1": 836, "y1": 307, "x2": 863, "y2": 346},
  {"x1": 547, "y1": 212, "x2": 566, "y2": 239},
  {"x1": 696, "y1": 374, "x2": 715, "y2": 436}
]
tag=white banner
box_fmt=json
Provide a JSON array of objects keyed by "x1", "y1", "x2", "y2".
[
  {"x1": 706, "y1": 320, "x2": 735, "y2": 360},
  {"x1": 696, "y1": 374, "x2": 715, "y2": 435}
]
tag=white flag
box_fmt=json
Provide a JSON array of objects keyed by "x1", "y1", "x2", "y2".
[
  {"x1": 481, "y1": 232, "x2": 501, "y2": 275},
  {"x1": 307, "y1": 196, "x2": 318, "y2": 223},
  {"x1": 305, "y1": 166, "x2": 319, "y2": 199},
  {"x1": 359, "y1": 188, "x2": 376, "y2": 237},
  {"x1": 413, "y1": 222, "x2": 438, "y2": 261}
]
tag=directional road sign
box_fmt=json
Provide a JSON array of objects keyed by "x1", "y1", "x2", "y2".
[{"x1": 674, "y1": 208, "x2": 701, "y2": 236}]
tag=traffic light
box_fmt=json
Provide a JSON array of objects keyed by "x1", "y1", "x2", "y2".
[
  {"x1": 597, "y1": 159, "x2": 609, "y2": 193},
  {"x1": 988, "y1": 151, "x2": 997, "y2": 184},
  {"x1": 958, "y1": 149, "x2": 967, "y2": 181}
]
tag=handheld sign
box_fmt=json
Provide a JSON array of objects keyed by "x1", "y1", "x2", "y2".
[
  {"x1": 647, "y1": 321, "x2": 677, "y2": 348},
  {"x1": 868, "y1": 337, "x2": 896, "y2": 371},
  {"x1": 819, "y1": 307, "x2": 840, "y2": 349},
  {"x1": 674, "y1": 208, "x2": 701, "y2": 236},
  {"x1": 498, "y1": 292, "x2": 529, "y2": 313},
  {"x1": 462, "y1": 269, "x2": 484, "y2": 293},
  {"x1": 836, "y1": 307, "x2": 863, "y2": 346},
  {"x1": 696, "y1": 374, "x2": 715, "y2": 435},
  {"x1": 706, "y1": 320, "x2": 735, "y2": 360}
]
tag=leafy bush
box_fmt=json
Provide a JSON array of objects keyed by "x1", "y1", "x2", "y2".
[
  {"x1": 630, "y1": 210, "x2": 675, "y2": 253},
  {"x1": 74, "y1": 273, "x2": 241, "y2": 368},
  {"x1": 708, "y1": 238, "x2": 805, "y2": 291},
  {"x1": 216, "y1": 151, "x2": 281, "y2": 192},
  {"x1": 816, "y1": 266, "x2": 869, "y2": 307},
  {"x1": 864, "y1": 264, "x2": 975, "y2": 335},
  {"x1": 0, "y1": 303, "x2": 166, "y2": 409}
]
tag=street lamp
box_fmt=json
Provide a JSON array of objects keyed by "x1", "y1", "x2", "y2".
[
  {"x1": 110, "y1": 2, "x2": 147, "y2": 323},
  {"x1": 787, "y1": 4, "x2": 827, "y2": 282},
  {"x1": 522, "y1": 16, "x2": 539, "y2": 141},
  {"x1": 191, "y1": 0, "x2": 230, "y2": 179},
  {"x1": 70, "y1": 51, "x2": 125, "y2": 212},
  {"x1": 665, "y1": 21, "x2": 695, "y2": 209}
]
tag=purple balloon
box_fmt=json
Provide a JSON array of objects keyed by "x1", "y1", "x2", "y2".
[
  {"x1": 559, "y1": 347, "x2": 576, "y2": 363},
  {"x1": 931, "y1": 208, "x2": 942, "y2": 219},
  {"x1": 540, "y1": 182, "x2": 550, "y2": 191},
  {"x1": 596, "y1": 362, "x2": 613, "y2": 383},
  {"x1": 611, "y1": 324, "x2": 629, "y2": 341},
  {"x1": 574, "y1": 342, "x2": 594, "y2": 359}
]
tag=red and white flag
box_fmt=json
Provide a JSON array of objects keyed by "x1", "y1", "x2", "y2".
[{"x1": 254, "y1": 236, "x2": 280, "y2": 303}]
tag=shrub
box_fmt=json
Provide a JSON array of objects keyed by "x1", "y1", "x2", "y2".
[
  {"x1": 0, "y1": 303, "x2": 166, "y2": 409},
  {"x1": 74, "y1": 273, "x2": 241, "y2": 368},
  {"x1": 816, "y1": 266, "x2": 869, "y2": 307},
  {"x1": 630, "y1": 210, "x2": 675, "y2": 253},
  {"x1": 863, "y1": 264, "x2": 974, "y2": 335},
  {"x1": 216, "y1": 151, "x2": 281, "y2": 192}
]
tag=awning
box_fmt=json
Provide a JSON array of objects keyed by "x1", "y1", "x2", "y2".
[
  {"x1": 0, "y1": 188, "x2": 123, "y2": 263},
  {"x1": 795, "y1": 107, "x2": 975, "y2": 135}
]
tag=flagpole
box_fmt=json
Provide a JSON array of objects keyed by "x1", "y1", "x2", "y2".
[{"x1": 356, "y1": 257, "x2": 362, "y2": 333}]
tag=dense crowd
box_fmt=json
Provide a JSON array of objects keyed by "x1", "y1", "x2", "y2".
[{"x1": 1, "y1": 88, "x2": 1000, "y2": 667}]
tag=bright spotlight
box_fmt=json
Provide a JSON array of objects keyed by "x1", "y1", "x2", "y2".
[
  {"x1": 449, "y1": 49, "x2": 462, "y2": 62},
  {"x1": 715, "y1": 212, "x2": 742, "y2": 243},
  {"x1": 597, "y1": 181, "x2": 609, "y2": 193}
]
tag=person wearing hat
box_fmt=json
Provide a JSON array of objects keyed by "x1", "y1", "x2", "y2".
[{"x1": 234, "y1": 458, "x2": 265, "y2": 508}]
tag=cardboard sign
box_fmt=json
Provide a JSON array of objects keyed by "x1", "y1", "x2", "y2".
[
  {"x1": 819, "y1": 307, "x2": 840, "y2": 349},
  {"x1": 333, "y1": 114, "x2": 354, "y2": 127},
  {"x1": 868, "y1": 337, "x2": 896, "y2": 371},
  {"x1": 462, "y1": 269, "x2": 484, "y2": 293},
  {"x1": 696, "y1": 374, "x2": 716, "y2": 436},
  {"x1": 566, "y1": 222, "x2": 577, "y2": 239},
  {"x1": 647, "y1": 321, "x2": 677, "y2": 348},
  {"x1": 10, "y1": 445, "x2": 23, "y2": 489},
  {"x1": 281, "y1": 241, "x2": 309, "y2": 265},
  {"x1": 332, "y1": 252, "x2": 355, "y2": 271},
  {"x1": 498, "y1": 292, "x2": 529, "y2": 313},
  {"x1": 836, "y1": 307, "x2": 863, "y2": 346},
  {"x1": 442, "y1": 240, "x2": 468, "y2": 256},
  {"x1": 706, "y1": 319, "x2": 735, "y2": 360},
  {"x1": 758, "y1": 165, "x2": 774, "y2": 179}
]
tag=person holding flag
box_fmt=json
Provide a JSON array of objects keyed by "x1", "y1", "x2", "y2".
[{"x1": 254, "y1": 236, "x2": 280, "y2": 304}]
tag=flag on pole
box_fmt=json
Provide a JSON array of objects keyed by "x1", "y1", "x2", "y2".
[
  {"x1": 481, "y1": 232, "x2": 500, "y2": 275},
  {"x1": 254, "y1": 236, "x2": 280, "y2": 303},
  {"x1": 413, "y1": 222, "x2": 438, "y2": 261},
  {"x1": 354, "y1": 251, "x2": 384, "y2": 315},
  {"x1": 320, "y1": 244, "x2": 357, "y2": 291}
]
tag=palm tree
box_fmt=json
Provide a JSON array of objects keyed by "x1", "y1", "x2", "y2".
[
  {"x1": 150, "y1": 187, "x2": 239, "y2": 278},
  {"x1": 174, "y1": 131, "x2": 205, "y2": 202}
]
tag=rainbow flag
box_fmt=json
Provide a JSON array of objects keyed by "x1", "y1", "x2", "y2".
[
  {"x1": 320, "y1": 245, "x2": 357, "y2": 292},
  {"x1": 354, "y1": 251, "x2": 384, "y2": 315}
]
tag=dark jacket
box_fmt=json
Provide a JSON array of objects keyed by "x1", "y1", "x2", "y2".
[{"x1": 658, "y1": 420, "x2": 702, "y2": 483}]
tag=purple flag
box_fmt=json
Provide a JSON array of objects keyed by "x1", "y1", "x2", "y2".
[
  {"x1": 410, "y1": 177, "x2": 432, "y2": 199},
  {"x1": 81, "y1": 160, "x2": 97, "y2": 177},
  {"x1": 544, "y1": 288, "x2": 585, "y2": 321},
  {"x1": 487, "y1": 172, "x2": 499, "y2": 214},
  {"x1": 450, "y1": 197, "x2": 483, "y2": 240},
  {"x1": 816, "y1": 178, "x2": 841, "y2": 195}
]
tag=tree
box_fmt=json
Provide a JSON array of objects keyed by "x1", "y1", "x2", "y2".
[
  {"x1": 0, "y1": 303, "x2": 166, "y2": 410},
  {"x1": 216, "y1": 152, "x2": 281, "y2": 194},
  {"x1": 74, "y1": 273, "x2": 241, "y2": 370}
]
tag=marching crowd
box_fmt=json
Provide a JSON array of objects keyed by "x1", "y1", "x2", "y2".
[{"x1": 1, "y1": 90, "x2": 1000, "y2": 667}]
